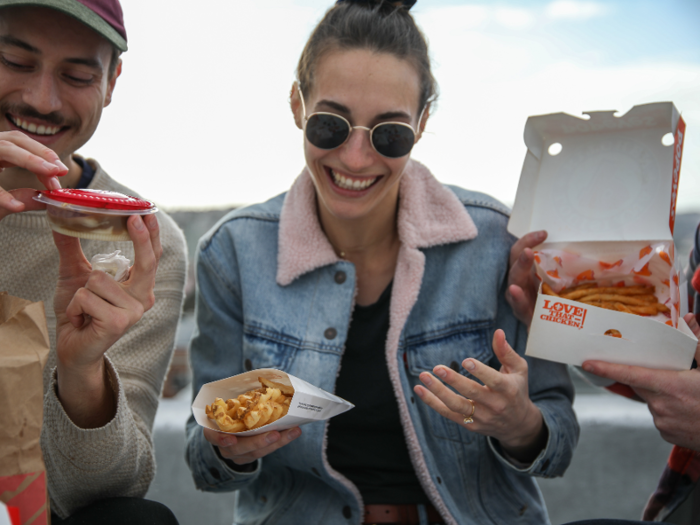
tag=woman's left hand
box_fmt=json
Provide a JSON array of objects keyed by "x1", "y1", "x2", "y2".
[{"x1": 414, "y1": 329, "x2": 547, "y2": 463}]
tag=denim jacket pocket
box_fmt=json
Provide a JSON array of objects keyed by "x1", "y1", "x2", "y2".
[
  {"x1": 237, "y1": 466, "x2": 307, "y2": 525},
  {"x1": 404, "y1": 321, "x2": 492, "y2": 443},
  {"x1": 479, "y1": 451, "x2": 530, "y2": 522},
  {"x1": 242, "y1": 323, "x2": 300, "y2": 371}
]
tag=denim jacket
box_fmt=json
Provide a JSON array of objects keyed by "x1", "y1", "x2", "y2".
[{"x1": 186, "y1": 161, "x2": 579, "y2": 525}]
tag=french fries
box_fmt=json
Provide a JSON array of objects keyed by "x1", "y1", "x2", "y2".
[
  {"x1": 205, "y1": 377, "x2": 294, "y2": 433},
  {"x1": 542, "y1": 283, "x2": 670, "y2": 316}
]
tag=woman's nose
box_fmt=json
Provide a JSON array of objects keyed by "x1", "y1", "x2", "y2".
[{"x1": 338, "y1": 127, "x2": 375, "y2": 171}]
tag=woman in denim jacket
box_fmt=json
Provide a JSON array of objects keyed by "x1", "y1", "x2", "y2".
[{"x1": 186, "y1": 2, "x2": 579, "y2": 524}]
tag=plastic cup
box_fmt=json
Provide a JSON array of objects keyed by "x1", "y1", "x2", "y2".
[{"x1": 34, "y1": 189, "x2": 157, "y2": 242}]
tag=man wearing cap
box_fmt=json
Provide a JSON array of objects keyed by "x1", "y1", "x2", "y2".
[{"x1": 0, "y1": 1, "x2": 187, "y2": 523}]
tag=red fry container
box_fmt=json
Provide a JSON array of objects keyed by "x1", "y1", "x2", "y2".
[{"x1": 34, "y1": 189, "x2": 157, "y2": 242}]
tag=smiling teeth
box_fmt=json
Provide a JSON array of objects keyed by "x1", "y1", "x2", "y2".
[
  {"x1": 331, "y1": 169, "x2": 377, "y2": 191},
  {"x1": 9, "y1": 116, "x2": 60, "y2": 136}
]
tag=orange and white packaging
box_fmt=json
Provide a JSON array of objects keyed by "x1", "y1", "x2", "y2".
[
  {"x1": 192, "y1": 368, "x2": 354, "y2": 436},
  {"x1": 0, "y1": 293, "x2": 50, "y2": 525},
  {"x1": 508, "y1": 102, "x2": 698, "y2": 370}
]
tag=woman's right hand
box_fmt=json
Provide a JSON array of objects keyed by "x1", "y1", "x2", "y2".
[
  {"x1": 0, "y1": 130, "x2": 68, "y2": 220},
  {"x1": 203, "y1": 426, "x2": 302, "y2": 466}
]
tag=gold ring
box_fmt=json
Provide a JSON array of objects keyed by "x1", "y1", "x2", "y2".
[{"x1": 463, "y1": 398, "x2": 475, "y2": 425}]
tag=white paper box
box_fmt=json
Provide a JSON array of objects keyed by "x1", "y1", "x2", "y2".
[
  {"x1": 528, "y1": 284, "x2": 696, "y2": 370},
  {"x1": 509, "y1": 102, "x2": 684, "y2": 244},
  {"x1": 193, "y1": 368, "x2": 354, "y2": 436},
  {"x1": 508, "y1": 102, "x2": 697, "y2": 370}
]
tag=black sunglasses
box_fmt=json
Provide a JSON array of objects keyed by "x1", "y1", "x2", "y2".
[{"x1": 299, "y1": 87, "x2": 424, "y2": 159}]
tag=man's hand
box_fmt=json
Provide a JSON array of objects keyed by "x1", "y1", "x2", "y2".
[
  {"x1": 0, "y1": 131, "x2": 67, "y2": 220},
  {"x1": 415, "y1": 329, "x2": 547, "y2": 463},
  {"x1": 506, "y1": 230, "x2": 547, "y2": 329},
  {"x1": 583, "y1": 313, "x2": 700, "y2": 451},
  {"x1": 53, "y1": 213, "x2": 162, "y2": 428}
]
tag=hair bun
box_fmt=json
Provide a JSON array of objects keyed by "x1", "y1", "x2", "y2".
[{"x1": 335, "y1": 0, "x2": 417, "y2": 11}]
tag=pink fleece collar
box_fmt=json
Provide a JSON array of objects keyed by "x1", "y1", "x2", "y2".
[{"x1": 276, "y1": 159, "x2": 478, "y2": 286}]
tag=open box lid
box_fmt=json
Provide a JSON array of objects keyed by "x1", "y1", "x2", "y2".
[{"x1": 508, "y1": 102, "x2": 685, "y2": 244}]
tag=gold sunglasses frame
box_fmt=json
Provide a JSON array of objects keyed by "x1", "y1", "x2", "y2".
[{"x1": 298, "y1": 86, "x2": 426, "y2": 159}]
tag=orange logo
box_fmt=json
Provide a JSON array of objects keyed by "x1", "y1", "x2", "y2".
[
  {"x1": 576, "y1": 269, "x2": 595, "y2": 282},
  {"x1": 669, "y1": 117, "x2": 685, "y2": 235},
  {"x1": 633, "y1": 263, "x2": 652, "y2": 276},
  {"x1": 600, "y1": 259, "x2": 623, "y2": 270},
  {"x1": 541, "y1": 300, "x2": 588, "y2": 329}
]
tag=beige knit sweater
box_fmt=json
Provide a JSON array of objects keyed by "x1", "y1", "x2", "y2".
[{"x1": 0, "y1": 159, "x2": 188, "y2": 518}]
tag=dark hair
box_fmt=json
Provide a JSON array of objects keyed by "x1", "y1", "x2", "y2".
[
  {"x1": 108, "y1": 45, "x2": 121, "y2": 78},
  {"x1": 297, "y1": 1, "x2": 438, "y2": 113}
]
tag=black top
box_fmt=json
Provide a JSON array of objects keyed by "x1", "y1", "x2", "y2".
[
  {"x1": 73, "y1": 156, "x2": 96, "y2": 189},
  {"x1": 327, "y1": 281, "x2": 429, "y2": 504}
]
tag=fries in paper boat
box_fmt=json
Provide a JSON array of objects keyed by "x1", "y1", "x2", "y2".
[{"x1": 193, "y1": 369, "x2": 354, "y2": 436}]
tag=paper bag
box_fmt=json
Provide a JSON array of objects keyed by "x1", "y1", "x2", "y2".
[{"x1": 0, "y1": 293, "x2": 51, "y2": 525}]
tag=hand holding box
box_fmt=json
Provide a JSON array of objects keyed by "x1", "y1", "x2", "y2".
[{"x1": 508, "y1": 103, "x2": 697, "y2": 370}]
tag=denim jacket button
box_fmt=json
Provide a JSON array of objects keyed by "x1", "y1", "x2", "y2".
[
  {"x1": 450, "y1": 361, "x2": 459, "y2": 372},
  {"x1": 209, "y1": 467, "x2": 221, "y2": 480},
  {"x1": 342, "y1": 506, "x2": 352, "y2": 519},
  {"x1": 244, "y1": 358, "x2": 253, "y2": 371},
  {"x1": 324, "y1": 327, "x2": 337, "y2": 340},
  {"x1": 334, "y1": 271, "x2": 347, "y2": 284}
]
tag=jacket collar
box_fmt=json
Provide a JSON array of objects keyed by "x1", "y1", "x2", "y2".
[{"x1": 276, "y1": 159, "x2": 478, "y2": 286}]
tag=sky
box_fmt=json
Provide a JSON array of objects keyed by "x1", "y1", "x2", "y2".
[{"x1": 80, "y1": 0, "x2": 700, "y2": 212}]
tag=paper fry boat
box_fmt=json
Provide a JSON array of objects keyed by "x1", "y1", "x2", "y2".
[{"x1": 192, "y1": 368, "x2": 354, "y2": 436}]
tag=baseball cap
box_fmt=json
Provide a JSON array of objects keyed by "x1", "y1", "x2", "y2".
[{"x1": 0, "y1": 0, "x2": 127, "y2": 51}]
